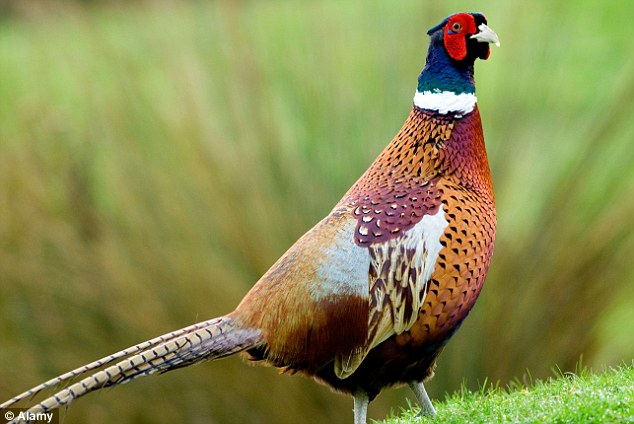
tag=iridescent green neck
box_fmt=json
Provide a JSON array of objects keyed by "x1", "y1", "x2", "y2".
[{"x1": 417, "y1": 36, "x2": 476, "y2": 95}]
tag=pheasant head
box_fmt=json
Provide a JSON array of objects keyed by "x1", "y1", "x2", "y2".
[{"x1": 416, "y1": 13, "x2": 500, "y2": 114}]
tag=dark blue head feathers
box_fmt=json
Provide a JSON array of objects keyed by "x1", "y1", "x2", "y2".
[{"x1": 417, "y1": 13, "x2": 490, "y2": 95}]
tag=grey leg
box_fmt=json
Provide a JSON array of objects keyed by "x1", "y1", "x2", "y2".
[
  {"x1": 409, "y1": 381, "x2": 436, "y2": 417},
  {"x1": 353, "y1": 390, "x2": 369, "y2": 424}
]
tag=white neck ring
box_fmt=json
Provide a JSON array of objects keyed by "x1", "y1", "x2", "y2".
[{"x1": 413, "y1": 90, "x2": 477, "y2": 115}]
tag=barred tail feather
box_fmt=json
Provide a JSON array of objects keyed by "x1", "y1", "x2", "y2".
[
  {"x1": 1, "y1": 317, "x2": 225, "y2": 409},
  {"x1": 2, "y1": 315, "x2": 261, "y2": 417}
]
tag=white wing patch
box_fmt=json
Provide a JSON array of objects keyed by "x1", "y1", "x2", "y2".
[
  {"x1": 368, "y1": 204, "x2": 448, "y2": 346},
  {"x1": 266, "y1": 203, "x2": 448, "y2": 381},
  {"x1": 312, "y1": 217, "x2": 371, "y2": 300},
  {"x1": 335, "y1": 205, "x2": 448, "y2": 380}
]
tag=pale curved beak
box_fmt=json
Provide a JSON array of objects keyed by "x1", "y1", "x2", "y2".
[{"x1": 471, "y1": 23, "x2": 500, "y2": 47}]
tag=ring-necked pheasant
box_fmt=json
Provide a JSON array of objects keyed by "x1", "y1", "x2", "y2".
[{"x1": 2, "y1": 12, "x2": 499, "y2": 424}]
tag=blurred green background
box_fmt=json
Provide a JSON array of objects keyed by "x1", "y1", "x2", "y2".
[{"x1": 1, "y1": 0, "x2": 633, "y2": 423}]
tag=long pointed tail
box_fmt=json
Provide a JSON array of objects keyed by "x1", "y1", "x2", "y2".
[{"x1": 1, "y1": 315, "x2": 261, "y2": 415}]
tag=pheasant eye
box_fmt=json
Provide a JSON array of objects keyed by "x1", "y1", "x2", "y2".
[{"x1": 451, "y1": 22, "x2": 462, "y2": 32}]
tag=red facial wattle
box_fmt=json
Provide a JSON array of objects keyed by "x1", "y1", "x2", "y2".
[{"x1": 443, "y1": 13, "x2": 482, "y2": 61}]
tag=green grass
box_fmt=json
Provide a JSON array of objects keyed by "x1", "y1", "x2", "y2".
[
  {"x1": 1, "y1": 1, "x2": 634, "y2": 423},
  {"x1": 382, "y1": 364, "x2": 634, "y2": 424}
]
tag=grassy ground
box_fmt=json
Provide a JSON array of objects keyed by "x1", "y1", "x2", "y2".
[
  {"x1": 1, "y1": 1, "x2": 634, "y2": 423},
  {"x1": 382, "y1": 364, "x2": 634, "y2": 424}
]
